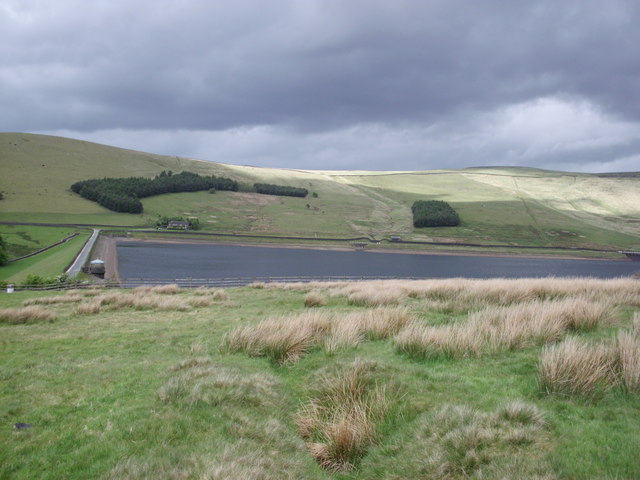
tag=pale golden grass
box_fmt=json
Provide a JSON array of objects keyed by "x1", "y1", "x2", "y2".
[
  {"x1": 324, "y1": 317, "x2": 365, "y2": 354},
  {"x1": 189, "y1": 296, "x2": 212, "y2": 308},
  {"x1": 158, "y1": 362, "x2": 281, "y2": 408},
  {"x1": 23, "y1": 294, "x2": 83, "y2": 306},
  {"x1": 225, "y1": 307, "x2": 411, "y2": 363},
  {"x1": 616, "y1": 321, "x2": 640, "y2": 393},
  {"x1": 191, "y1": 287, "x2": 228, "y2": 300},
  {"x1": 346, "y1": 285, "x2": 406, "y2": 307},
  {"x1": 212, "y1": 289, "x2": 227, "y2": 301},
  {"x1": 133, "y1": 284, "x2": 181, "y2": 295},
  {"x1": 261, "y1": 277, "x2": 640, "y2": 310},
  {"x1": 224, "y1": 311, "x2": 332, "y2": 364},
  {"x1": 295, "y1": 359, "x2": 391, "y2": 472},
  {"x1": 75, "y1": 300, "x2": 101, "y2": 315},
  {"x1": 94, "y1": 292, "x2": 192, "y2": 311},
  {"x1": 304, "y1": 291, "x2": 327, "y2": 307},
  {"x1": 538, "y1": 336, "x2": 617, "y2": 398},
  {"x1": 395, "y1": 297, "x2": 611, "y2": 359},
  {"x1": 0, "y1": 306, "x2": 56, "y2": 324}
]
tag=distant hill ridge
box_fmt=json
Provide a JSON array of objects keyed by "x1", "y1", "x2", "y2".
[{"x1": 1, "y1": 132, "x2": 639, "y2": 251}]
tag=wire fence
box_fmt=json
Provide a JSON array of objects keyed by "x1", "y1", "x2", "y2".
[{"x1": 4, "y1": 275, "x2": 420, "y2": 292}]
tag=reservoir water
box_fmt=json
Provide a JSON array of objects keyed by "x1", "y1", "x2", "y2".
[{"x1": 116, "y1": 242, "x2": 639, "y2": 282}]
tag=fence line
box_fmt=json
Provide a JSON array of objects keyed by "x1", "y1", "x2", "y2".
[{"x1": 5, "y1": 275, "x2": 420, "y2": 292}]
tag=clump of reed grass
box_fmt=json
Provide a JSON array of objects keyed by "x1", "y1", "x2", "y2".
[
  {"x1": 223, "y1": 311, "x2": 331, "y2": 365},
  {"x1": 133, "y1": 284, "x2": 181, "y2": 295},
  {"x1": 538, "y1": 336, "x2": 617, "y2": 398},
  {"x1": 75, "y1": 300, "x2": 101, "y2": 315},
  {"x1": 23, "y1": 294, "x2": 83, "y2": 306},
  {"x1": 158, "y1": 363, "x2": 280, "y2": 408},
  {"x1": 304, "y1": 291, "x2": 327, "y2": 308},
  {"x1": 189, "y1": 297, "x2": 212, "y2": 308},
  {"x1": 346, "y1": 287, "x2": 405, "y2": 307},
  {"x1": 94, "y1": 292, "x2": 192, "y2": 311},
  {"x1": 212, "y1": 289, "x2": 227, "y2": 301},
  {"x1": 224, "y1": 307, "x2": 412, "y2": 362},
  {"x1": 616, "y1": 328, "x2": 640, "y2": 393},
  {"x1": 0, "y1": 306, "x2": 56, "y2": 324},
  {"x1": 395, "y1": 298, "x2": 611, "y2": 359},
  {"x1": 191, "y1": 287, "x2": 227, "y2": 300},
  {"x1": 295, "y1": 359, "x2": 392, "y2": 472}
]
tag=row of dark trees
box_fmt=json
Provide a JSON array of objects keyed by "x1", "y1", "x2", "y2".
[
  {"x1": 70, "y1": 171, "x2": 239, "y2": 213},
  {"x1": 254, "y1": 183, "x2": 308, "y2": 198},
  {"x1": 412, "y1": 200, "x2": 460, "y2": 227}
]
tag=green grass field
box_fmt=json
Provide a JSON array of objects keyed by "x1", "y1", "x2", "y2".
[
  {"x1": 0, "y1": 230, "x2": 90, "y2": 283},
  {"x1": 1, "y1": 278, "x2": 639, "y2": 479},
  {"x1": 2, "y1": 133, "x2": 639, "y2": 253}
]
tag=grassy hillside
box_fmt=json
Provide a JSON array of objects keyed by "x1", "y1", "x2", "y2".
[
  {"x1": 1, "y1": 133, "x2": 639, "y2": 251},
  {"x1": 1, "y1": 278, "x2": 639, "y2": 478}
]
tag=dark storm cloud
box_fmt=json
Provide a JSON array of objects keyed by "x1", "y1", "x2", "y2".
[{"x1": 1, "y1": 0, "x2": 639, "y2": 171}]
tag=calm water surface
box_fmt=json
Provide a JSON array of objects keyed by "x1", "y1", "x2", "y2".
[{"x1": 116, "y1": 242, "x2": 639, "y2": 281}]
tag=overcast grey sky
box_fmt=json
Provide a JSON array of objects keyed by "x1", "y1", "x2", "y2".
[{"x1": 2, "y1": 0, "x2": 640, "y2": 172}]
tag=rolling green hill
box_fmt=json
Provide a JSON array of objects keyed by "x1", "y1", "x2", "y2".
[{"x1": 1, "y1": 132, "x2": 639, "y2": 252}]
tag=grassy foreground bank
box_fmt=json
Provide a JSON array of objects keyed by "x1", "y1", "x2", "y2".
[{"x1": 1, "y1": 278, "x2": 639, "y2": 479}]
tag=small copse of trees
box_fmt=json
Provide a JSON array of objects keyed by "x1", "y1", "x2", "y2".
[
  {"x1": 412, "y1": 200, "x2": 460, "y2": 228},
  {"x1": 254, "y1": 183, "x2": 308, "y2": 198},
  {"x1": 71, "y1": 171, "x2": 238, "y2": 213}
]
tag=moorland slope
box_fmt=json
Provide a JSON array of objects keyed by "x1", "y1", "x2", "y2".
[{"x1": 1, "y1": 132, "x2": 639, "y2": 251}]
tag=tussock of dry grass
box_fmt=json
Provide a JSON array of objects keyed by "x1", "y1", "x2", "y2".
[
  {"x1": 295, "y1": 360, "x2": 391, "y2": 472},
  {"x1": 346, "y1": 286, "x2": 405, "y2": 307},
  {"x1": 225, "y1": 307, "x2": 412, "y2": 363},
  {"x1": 263, "y1": 277, "x2": 640, "y2": 310},
  {"x1": 75, "y1": 300, "x2": 101, "y2": 315},
  {"x1": 538, "y1": 337, "x2": 617, "y2": 398},
  {"x1": 23, "y1": 294, "x2": 83, "y2": 306},
  {"x1": 616, "y1": 328, "x2": 640, "y2": 393},
  {"x1": 94, "y1": 292, "x2": 192, "y2": 311},
  {"x1": 224, "y1": 311, "x2": 332, "y2": 364},
  {"x1": 192, "y1": 287, "x2": 228, "y2": 300},
  {"x1": 304, "y1": 291, "x2": 327, "y2": 307},
  {"x1": 133, "y1": 284, "x2": 181, "y2": 295},
  {"x1": 188, "y1": 297, "x2": 212, "y2": 308},
  {"x1": 395, "y1": 298, "x2": 611, "y2": 359},
  {"x1": 158, "y1": 362, "x2": 281, "y2": 408},
  {"x1": 539, "y1": 318, "x2": 640, "y2": 398},
  {"x1": 0, "y1": 306, "x2": 56, "y2": 324},
  {"x1": 212, "y1": 289, "x2": 227, "y2": 300}
]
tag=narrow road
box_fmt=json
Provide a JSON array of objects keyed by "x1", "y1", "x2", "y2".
[{"x1": 66, "y1": 229, "x2": 100, "y2": 277}]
